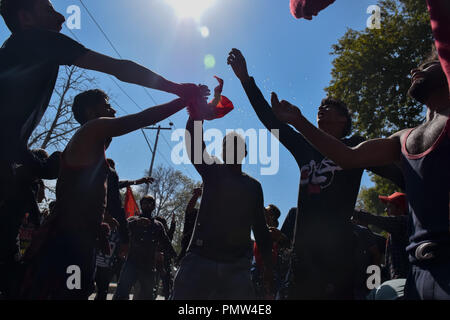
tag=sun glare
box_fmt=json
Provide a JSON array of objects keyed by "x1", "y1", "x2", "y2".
[{"x1": 166, "y1": 0, "x2": 216, "y2": 21}]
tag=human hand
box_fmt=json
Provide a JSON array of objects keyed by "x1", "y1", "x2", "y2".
[
  {"x1": 177, "y1": 83, "x2": 210, "y2": 102},
  {"x1": 227, "y1": 48, "x2": 250, "y2": 82},
  {"x1": 271, "y1": 92, "x2": 302, "y2": 124}
]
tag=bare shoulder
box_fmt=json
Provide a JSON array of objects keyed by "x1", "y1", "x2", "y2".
[
  {"x1": 389, "y1": 128, "x2": 413, "y2": 143},
  {"x1": 64, "y1": 119, "x2": 108, "y2": 166}
]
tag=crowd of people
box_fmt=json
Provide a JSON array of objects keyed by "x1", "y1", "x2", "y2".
[{"x1": 0, "y1": 0, "x2": 449, "y2": 300}]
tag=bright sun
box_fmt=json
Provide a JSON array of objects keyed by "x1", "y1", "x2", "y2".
[{"x1": 166, "y1": 0, "x2": 216, "y2": 20}]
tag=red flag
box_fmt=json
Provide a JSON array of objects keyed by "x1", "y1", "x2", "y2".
[
  {"x1": 187, "y1": 76, "x2": 234, "y2": 121},
  {"x1": 124, "y1": 186, "x2": 139, "y2": 218}
]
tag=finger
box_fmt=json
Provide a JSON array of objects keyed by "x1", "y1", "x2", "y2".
[{"x1": 271, "y1": 92, "x2": 280, "y2": 107}]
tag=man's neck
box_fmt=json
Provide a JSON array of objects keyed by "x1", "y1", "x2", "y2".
[
  {"x1": 320, "y1": 125, "x2": 344, "y2": 139},
  {"x1": 141, "y1": 212, "x2": 152, "y2": 219},
  {"x1": 226, "y1": 164, "x2": 243, "y2": 174},
  {"x1": 426, "y1": 93, "x2": 450, "y2": 117}
]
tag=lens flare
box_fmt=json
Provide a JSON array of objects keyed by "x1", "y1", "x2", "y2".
[{"x1": 204, "y1": 54, "x2": 216, "y2": 69}]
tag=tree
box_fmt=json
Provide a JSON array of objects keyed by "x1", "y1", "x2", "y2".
[
  {"x1": 28, "y1": 66, "x2": 96, "y2": 151},
  {"x1": 326, "y1": 0, "x2": 433, "y2": 139},
  {"x1": 135, "y1": 165, "x2": 201, "y2": 253}
]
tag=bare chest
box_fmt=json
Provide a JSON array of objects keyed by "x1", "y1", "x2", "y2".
[{"x1": 404, "y1": 117, "x2": 448, "y2": 155}]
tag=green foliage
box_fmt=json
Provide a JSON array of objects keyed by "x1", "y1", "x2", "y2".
[
  {"x1": 357, "y1": 174, "x2": 402, "y2": 215},
  {"x1": 326, "y1": 0, "x2": 433, "y2": 139}
]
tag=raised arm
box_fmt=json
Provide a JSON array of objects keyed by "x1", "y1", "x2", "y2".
[
  {"x1": 185, "y1": 118, "x2": 216, "y2": 177},
  {"x1": 271, "y1": 94, "x2": 403, "y2": 169},
  {"x1": 158, "y1": 224, "x2": 177, "y2": 260},
  {"x1": 91, "y1": 98, "x2": 186, "y2": 142},
  {"x1": 185, "y1": 187, "x2": 202, "y2": 215},
  {"x1": 74, "y1": 51, "x2": 209, "y2": 100},
  {"x1": 228, "y1": 49, "x2": 314, "y2": 165}
]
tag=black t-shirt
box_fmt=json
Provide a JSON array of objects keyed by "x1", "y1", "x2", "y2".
[
  {"x1": 241, "y1": 77, "x2": 404, "y2": 258},
  {"x1": 127, "y1": 216, "x2": 176, "y2": 267},
  {"x1": 0, "y1": 28, "x2": 88, "y2": 162},
  {"x1": 188, "y1": 157, "x2": 272, "y2": 263}
]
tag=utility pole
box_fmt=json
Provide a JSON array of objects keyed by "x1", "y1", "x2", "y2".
[{"x1": 143, "y1": 122, "x2": 173, "y2": 194}]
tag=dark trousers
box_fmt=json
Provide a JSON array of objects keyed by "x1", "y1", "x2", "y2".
[
  {"x1": 94, "y1": 266, "x2": 114, "y2": 300},
  {"x1": 0, "y1": 189, "x2": 35, "y2": 299},
  {"x1": 405, "y1": 260, "x2": 450, "y2": 300},
  {"x1": 22, "y1": 233, "x2": 96, "y2": 300},
  {"x1": 172, "y1": 252, "x2": 255, "y2": 300},
  {"x1": 113, "y1": 259, "x2": 155, "y2": 300}
]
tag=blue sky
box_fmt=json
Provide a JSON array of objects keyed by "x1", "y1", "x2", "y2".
[{"x1": 0, "y1": 0, "x2": 379, "y2": 224}]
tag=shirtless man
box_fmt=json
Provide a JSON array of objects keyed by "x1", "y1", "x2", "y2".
[
  {"x1": 21, "y1": 88, "x2": 205, "y2": 299},
  {"x1": 270, "y1": 52, "x2": 450, "y2": 299}
]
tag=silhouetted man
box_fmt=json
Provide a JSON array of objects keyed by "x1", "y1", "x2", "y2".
[
  {"x1": 0, "y1": 0, "x2": 206, "y2": 296},
  {"x1": 228, "y1": 48, "x2": 404, "y2": 299},
  {"x1": 270, "y1": 50, "x2": 449, "y2": 299},
  {"x1": 171, "y1": 117, "x2": 273, "y2": 300},
  {"x1": 114, "y1": 196, "x2": 176, "y2": 300},
  {"x1": 21, "y1": 88, "x2": 197, "y2": 299}
]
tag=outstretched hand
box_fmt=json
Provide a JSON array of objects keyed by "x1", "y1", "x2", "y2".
[
  {"x1": 271, "y1": 92, "x2": 302, "y2": 124},
  {"x1": 227, "y1": 48, "x2": 250, "y2": 82},
  {"x1": 177, "y1": 83, "x2": 210, "y2": 103}
]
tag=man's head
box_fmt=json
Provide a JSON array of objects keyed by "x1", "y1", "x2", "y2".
[
  {"x1": 379, "y1": 192, "x2": 408, "y2": 216},
  {"x1": 265, "y1": 204, "x2": 281, "y2": 228},
  {"x1": 72, "y1": 89, "x2": 116, "y2": 125},
  {"x1": 222, "y1": 132, "x2": 247, "y2": 165},
  {"x1": 140, "y1": 195, "x2": 155, "y2": 217},
  {"x1": 408, "y1": 50, "x2": 449, "y2": 106},
  {"x1": 317, "y1": 97, "x2": 352, "y2": 138},
  {"x1": 0, "y1": 0, "x2": 65, "y2": 33},
  {"x1": 106, "y1": 158, "x2": 116, "y2": 170}
]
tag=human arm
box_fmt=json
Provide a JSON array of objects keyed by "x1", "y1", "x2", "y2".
[
  {"x1": 118, "y1": 177, "x2": 154, "y2": 189},
  {"x1": 168, "y1": 213, "x2": 176, "y2": 241},
  {"x1": 271, "y1": 94, "x2": 403, "y2": 169},
  {"x1": 227, "y1": 49, "x2": 314, "y2": 164},
  {"x1": 354, "y1": 209, "x2": 407, "y2": 235},
  {"x1": 185, "y1": 187, "x2": 202, "y2": 214},
  {"x1": 252, "y1": 186, "x2": 274, "y2": 298},
  {"x1": 74, "y1": 51, "x2": 209, "y2": 101},
  {"x1": 158, "y1": 223, "x2": 177, "y2": 260},
  {"x1": 185, "y1": 118, "x2": 217, "y2": 177}
]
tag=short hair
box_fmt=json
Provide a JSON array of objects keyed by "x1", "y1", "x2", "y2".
[
  {"x1": 106, "y1": 158, "x2": 115, "y2": 169},
  {"x1": 140, "y1": 195, "x2": 155, "y2": 207},
  {"x1": 72, "y1": 89, "x2": 108, "y2": 125},
  {"x1": 320, "y1": 97, "x2": 352, "y2": 137},
  {"x1": 0, "y1": 0, "x2": 36, "y2": 32},
  {"x1": 222, "y1": 132, "x2": 247, "y2": 150},
  {"x1": 267, "y1": 204, "x2": 281, "y2": 220},
  {"x1": 31, "y1": 148, "x2": 49, "y2": 161}
]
